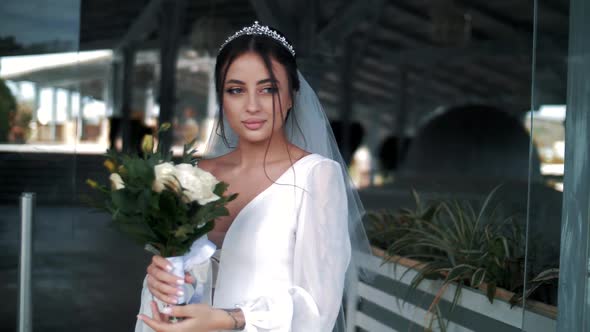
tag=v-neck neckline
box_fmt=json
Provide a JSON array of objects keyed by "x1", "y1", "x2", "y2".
[
  {"x1": 230, "y1": 153, "x2": 316, "y2": 224},
  {"x1": 217, "y1": 154, "x2": 317, "y2": 248}
]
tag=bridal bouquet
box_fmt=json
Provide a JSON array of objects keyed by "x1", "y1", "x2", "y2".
[{"x1": 87, "y1": 123, "x2": 236, "y2": 304}]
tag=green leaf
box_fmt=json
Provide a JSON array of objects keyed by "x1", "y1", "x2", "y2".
[
  {"x1": 115, "y1": 222, "x2": 157, "y2": 244},
  {"x1": 470, "y1": 268, "x2": 486, "y2": 288},
  {"x1": 213, "y1": 181, "x2": 231, "y2": 196},
  {"x1": 408, "y1": 260, "x2": 449, "y2": 290},
  {"x1": 450, "y1": 281, "x2": 463, "y2": 313},
  {"x1": 122, "y1": 157, "x2": 155, "y2": 187},
  {"x1": 475, "y1": 185, "x2": 502, "y2": 230},
  {"x1": 149, "y1": 192, "x2": 160, "y2": 210},
  {"x1": 182, "y1": 138, "x2": 199, "y2": 164},
  {"x1": 111, "y1": 190, "x2": 137, "y2": 213},
  {"x1": 531, "y1": 268, "x2": 559, "y2": 283},
  {"x1": 445, "y1": 264, "x2": 475, "y2": 283},
  {"x1": 192, "y1": 220, "x2": 215, "y2": 239},
  {"x1": 411, "y1": 189, "x2": 421, "y2": 210},
  {"x1": 173, "y1": 224, "x2": 194, "y2": 241},
  {"x1": 433, "y1": 304, "x2": 448, "y2": 332},
  {"x1": 422, "y1": 204, "x2": 440, "y2": 222}
]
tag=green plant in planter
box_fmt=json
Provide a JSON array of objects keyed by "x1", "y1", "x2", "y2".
[
  {"x1": 366, "y1": 190, "x2": 452, "y2": 313},
  {"x1": 366, "y1": 189, "x2": 441, "y2": 255},
  {"x1": 509, "y1": 267, "x2": 559, "y2": 306},
  {"x1": 367, "y1": 187, "x2": 531, "y2": 331}
]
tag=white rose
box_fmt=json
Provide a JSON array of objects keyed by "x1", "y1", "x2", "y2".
[
  {"x1": 193, "y1": 167, "x2": 219, "y2": 191},
  {"x1": 174, "y1": 163, "x2": 198, "y2": 191},
  {"x1": 192, "y1": 166, "x2": 221, "y2": 205},
  {"x1": 174, "y1": 163, "x2": 220, "y2": 205},
  {"x1": 153, "y1": 163, "x2": 179, "y2": 193},
  {"x1": 109, "y1": 173, "x2": 125, "y2": 190}
]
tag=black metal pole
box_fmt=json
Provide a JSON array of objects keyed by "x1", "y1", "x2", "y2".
[{"x1": 157, "y1": 0, "x2": 185, "y2": 153}]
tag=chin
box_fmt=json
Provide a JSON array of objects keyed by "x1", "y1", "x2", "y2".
[
  {"x1": 239, "y1": 128, "x2": 285, "y2": 145},
  {"x1": 239, "y1": 131, "x2": 272, "y2": 144}
]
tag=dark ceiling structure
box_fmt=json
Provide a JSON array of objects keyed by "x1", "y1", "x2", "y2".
[{"x1": 4, "y1": 0, "x2": 571, "y2": 135}]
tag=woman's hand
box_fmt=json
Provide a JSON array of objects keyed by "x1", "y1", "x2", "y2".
[
  {"x1": 146, "y1": 255, "x2": 195, "y2": 305},
  {"x1": 138, "y1": 301, "x2": 242, "y2": 332}
]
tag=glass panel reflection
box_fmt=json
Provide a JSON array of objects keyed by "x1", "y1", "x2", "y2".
[
  {"x1": 522, "y1": 0, "x2": 568, "y2": 330},
  {"x1": 0, "y1": 0, "x2": 82, "y2": 330},
  {"x1": 0, "y1": 1, "x2": 80, "y2": 56}
]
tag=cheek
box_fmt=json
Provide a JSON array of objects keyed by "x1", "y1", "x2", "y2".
[{"x1": 222, "y1": 100, "x2": 242, "y2": 126}]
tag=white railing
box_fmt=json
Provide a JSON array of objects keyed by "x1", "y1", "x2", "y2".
[{"x1": 348, "y1": 251, "x2": 556, "y2": 332}]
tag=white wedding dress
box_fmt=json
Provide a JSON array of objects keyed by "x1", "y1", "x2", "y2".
[{"x1": 213, "y1": 153, "x2": 351, "y2": 332}]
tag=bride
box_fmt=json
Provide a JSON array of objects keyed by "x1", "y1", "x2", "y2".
[{"x1": 137, "y1": 21, "x2": 371, "y2": 332}]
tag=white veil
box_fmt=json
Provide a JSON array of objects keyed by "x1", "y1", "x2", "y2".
[{"x1": 205, "y1": 71, "x2": 374, "y2": 331}]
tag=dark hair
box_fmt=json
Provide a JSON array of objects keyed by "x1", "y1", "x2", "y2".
[{"x1": 214, "y1": 30, "x2": 300, "y2": 148}]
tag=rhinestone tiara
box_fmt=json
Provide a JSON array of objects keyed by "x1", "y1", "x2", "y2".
[{"x1": 218, "y1": 21, "x2": 296, "y2": 57}]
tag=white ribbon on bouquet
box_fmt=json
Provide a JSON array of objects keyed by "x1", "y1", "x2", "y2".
[{"x1": 134, "y1": 237, "x2": 217, "y2": 332}]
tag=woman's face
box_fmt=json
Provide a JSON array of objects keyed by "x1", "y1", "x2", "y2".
[{"x1": 222, "y1": 52, "x2": 292, "y2": 144}]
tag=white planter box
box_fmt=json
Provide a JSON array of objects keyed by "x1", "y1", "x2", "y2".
[{"x1": 347, "y1": 251, "x2": 557, "y2": 332}]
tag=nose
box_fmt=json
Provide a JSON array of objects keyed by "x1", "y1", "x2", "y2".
[{"x1": 246, "y1": 92, "x2": 261, "y2": 113}]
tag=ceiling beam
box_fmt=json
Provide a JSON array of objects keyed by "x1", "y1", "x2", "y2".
[
  {"x1": 383, "y1": 3, "x2": 433, "y2": 37},
  {"x1": 303, "y1": 53, "x2": 466, "y2": 106},
  {"x1": 455, "y1": 1, "x2": 531, "y2": 38},
  {"x1": 369, "y1": 35, "x2": 562, "y2": 65},
  {"x1": 358, "y1": 54, "x2": 529, "y2": 111},
  {"x1": 296, "y1": 0, "x2": 318, "y2": 57},
  {"x1": 355, "y1": 66, "x2": 450, "y2": 104},
  {"x1": 317, "y1": 0, "x2": 384, "y2": 43},
  {"x1": 117, "y1": 0, "x2": 164, "y2": 51},
  {"x1": 373, "y1": 23, "x2": 430, "y2": 48},
  {"x1": 361, "y1": 53, "x2": 468, "y2": 100},
  {"x1": 363, "y1": 42, "x2": 529, "y2": 104},
  {"x1": 323, "y1": 72, "x2": 395, "y2": 103},
  {"x1": 318, "y1": 82, "x2": 433, "y2": 124},
  {"x1": 350, "y1": 0, "x2": 387, "y2": 72},
  {"x1": 248, "y1": 0, "x2": 295, "y2": 38}
]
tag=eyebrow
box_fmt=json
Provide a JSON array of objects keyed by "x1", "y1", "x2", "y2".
[{"x1": 225, "y1": 78, "x2": 278, "y2": 85}]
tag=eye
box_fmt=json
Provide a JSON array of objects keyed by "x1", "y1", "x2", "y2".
[
  {"x1": 225, "y1": 87, "x2": 243, "y2": 94},
  {"x1": 261, "y1": 87, "x2": 278, "y2": 94}
]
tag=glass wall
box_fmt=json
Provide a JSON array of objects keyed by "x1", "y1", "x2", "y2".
[
  {"x1": 4, "y1": 0, "x2": 586, "y2": 330},
  {"x1": 0, "y1": 1, "x2": 83, "y2": 330},
  {"x1": 351, "y1": 1, "x2": 543, "y2": 331},
  {"x1": 522, "y1": 0, "x2": 569, "y2": 330},
  {"x1": 0, "y1": 1, "x2": 144, "y2": 330}
]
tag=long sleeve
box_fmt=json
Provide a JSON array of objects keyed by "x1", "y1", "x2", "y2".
[{"x1": 236, "y1": 159, "x2": 351, "y2": 331}]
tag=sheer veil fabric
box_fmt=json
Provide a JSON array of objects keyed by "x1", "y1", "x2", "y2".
[{"x1": 205, "y1": 71, "x2": 374, "y2": 331}]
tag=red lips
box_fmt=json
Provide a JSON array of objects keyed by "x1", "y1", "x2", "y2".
[{"x1": 242, "y1": 119, "x2": 266, "y2": 130}]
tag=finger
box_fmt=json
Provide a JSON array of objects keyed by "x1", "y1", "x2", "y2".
[
  {"x1": 150, "y1": 301, "x2": 161, "y2": 322},
  {"x1": 151, "y1": 255, "x2": 173, "y2": 272},
  {"x1": 138, "y1": 314, "x2": 174, "y2": 332},
  {"x1": 184, "y1": 272, "x2": 195, "y2": 284},
  {"x1": 164, "y1": 303, "x2": 208, "y2": 318},
  {"x1": 147, "y1": 273, "x2": 184, "y2": 300},
  {"x1": 150, "y1": 301, "x2": 165, "y2": 322},
  {"x1": 146, "y1": 280, "x2": 179, "y2": 305},
  {"x1": 148, "y1": 263, "x2": 185, "y2": 286},
  {"x1": 149, "y1": 288, "x2": 179, "y2": 305}
]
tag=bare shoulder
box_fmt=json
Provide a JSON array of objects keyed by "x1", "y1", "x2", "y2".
[
  {"x1": 196, "y1": 158, "x2": 216, "y2": 173},
  {"x1": 289, "y1": 145, "x2": 312, "y2": 162},
  {"x1": 197, "y1": 153, "x2": 235, "y2": 177}
]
